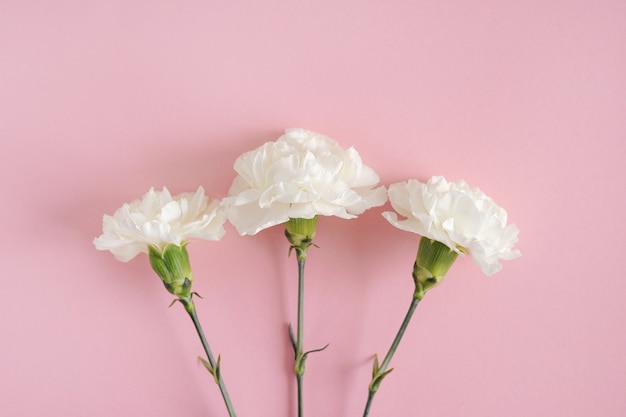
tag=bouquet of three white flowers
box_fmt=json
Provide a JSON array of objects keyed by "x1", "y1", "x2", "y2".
[{"x1": 93, "y1": 127, "x2": 521, "y2": 417}]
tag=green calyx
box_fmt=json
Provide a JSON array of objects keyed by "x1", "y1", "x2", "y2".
[
  {"x1": 412, "y1": 237, "x2": 459, "y2": 299},
  {"x1": 148, "y1": 243, "x2": 194, "y2": 298},
  {"x1": 284, "y1": 216, "x2": 318, "y2": 260}
]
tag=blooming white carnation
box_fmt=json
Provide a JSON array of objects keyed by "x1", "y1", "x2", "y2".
[
  {"x1": 94, "y1": 186, "x2": 226, "y2": 262},
  {"x1": 225, "y1": 128, "x2": 387, "y2": 235},
  {"x1": 383, "y1": 176, "x2": 520, "y2": 275}
]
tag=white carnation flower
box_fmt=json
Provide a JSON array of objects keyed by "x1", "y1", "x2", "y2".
[
  {"x1": 383, "y1": 176, "x2": 520, "y2": 275},
  {"x1": 94, "y1": 186, "x2": 226, "y2": 262},
  {"x1": 225, "y1": 128, "x2": 387, "y2": 235}
]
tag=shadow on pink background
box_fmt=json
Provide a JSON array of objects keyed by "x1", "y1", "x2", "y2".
[{"x1": 1, "y1": 1, "x2": 625, "y2": 416}]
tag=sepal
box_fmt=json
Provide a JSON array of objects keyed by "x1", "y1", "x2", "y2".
[
  {"x1": 412, "y1": 237, "x2": 458, "y2": 299},
  {"x1": 285, "y1": 217, "x2": 318, "y2": 260},
  {"x1": 148, "y1": 244, "x2": 194, "y2": 298}
]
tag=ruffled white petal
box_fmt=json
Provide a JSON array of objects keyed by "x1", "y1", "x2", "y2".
[
  {"x1": 383, "y1": 176, "x2": 520, "y2": 275},
  {"x1": 225, "y1": 128, "x2": 387, "y2": 235},
  {"x1": 94, "y1": 186, "x2": 226, "y2": 262}
]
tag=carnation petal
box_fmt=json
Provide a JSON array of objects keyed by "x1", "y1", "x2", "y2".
[
  {"x1": 227, "y1": 202, "x2": 290, "y2": 236},
  {"x1": 384, "y1": 176, "x2": 520, "y2": 275},
  {"x1": 159, "y1": 201, "x2": 183, "y2": 223},
  {"x1": 226, "y1": 128, "x2": 387, "y2": 235},
  {"x1": 94, "y1": 187, "x2": 226, "y2": 261}
]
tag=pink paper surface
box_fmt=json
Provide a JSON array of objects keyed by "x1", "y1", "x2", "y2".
[{"x1": 2, "y1": 1, "x2": 625, "y2": 416}]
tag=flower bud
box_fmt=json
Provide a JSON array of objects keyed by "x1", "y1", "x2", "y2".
[
  {"x1": 284, "y1": 216, "x2": 318, "y2": 260},
  {"x1": 148, "y1": 244, "x2": 194, "y2": 298},
  {"x1": 412, "y1": 237, "x2": 459, "y2": 299}
]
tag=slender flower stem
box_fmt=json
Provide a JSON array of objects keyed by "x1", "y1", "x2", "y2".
[
  {"x1": 363, "y1": 293, "x2": 421, "y2": 417},
  {"x1": 295, "y1": 257, "x2": 306, "y2": 417},
  {"x1": 285, "y1": 217, "x2": 324, "y2": 417},
  {"x1": 297, "y1": 372, "x2": 303, "y2": 417},
  {"x1": 183, "y1": 298, "x2": 237, "y2": 417}
]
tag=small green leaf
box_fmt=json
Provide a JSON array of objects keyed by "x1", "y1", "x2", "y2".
[
  {"x1": 199, "y1": 356, "x2": 220, "y2": 385},
  {"x1": 294, "y1": 353, "x2": 305, "y2": 375},
  {"x1": 288, "y1": 324, "x2": 297, "y2": 353},
  {"x1": 304, "y1": 343, "x2": 329, "y2": 357},
  {"x1": 214, "y1": 355, "x2": 222, "y2": 382},
  {"x1": 199, "y1": 356, "x2": 214, "y2": 374},
  {"x1": 369, "y1": 368, "x2": 394, "y2": 392},
  {"x1": 372, "y1": 354, "x2": 380, "y2": 376}
]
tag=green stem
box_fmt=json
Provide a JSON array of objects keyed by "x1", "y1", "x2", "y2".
[
  {"x1": 295, "y1": 257, "x2": 306, "y2": 417},
  {"x1": 363, "y1": 293, "x2": 421, "y2": 417},
  {"x1": 297, "y1": 373, "x2": 303, "y2": 417},
  {"x1": 184, "y1": 298, "x2": 237, "y2": 417},
  {"x1": 363, "y1": 391, "x2": 376, "y2": 417}
]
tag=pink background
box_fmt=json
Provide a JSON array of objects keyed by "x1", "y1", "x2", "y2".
[{"x1": 2, "y1": 1, "x2": 625, "y2": 416}]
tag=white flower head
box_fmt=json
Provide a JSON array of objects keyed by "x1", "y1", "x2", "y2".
[
  {"x1": 225, "y1": 128, "x2": 387, "y2": 235},
  {"x1": 94, "y1": 186, "x2": 226, "y2": 262},
  {"x1": 383, "y1": 176, "x2": 520, "y2": 275}
]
